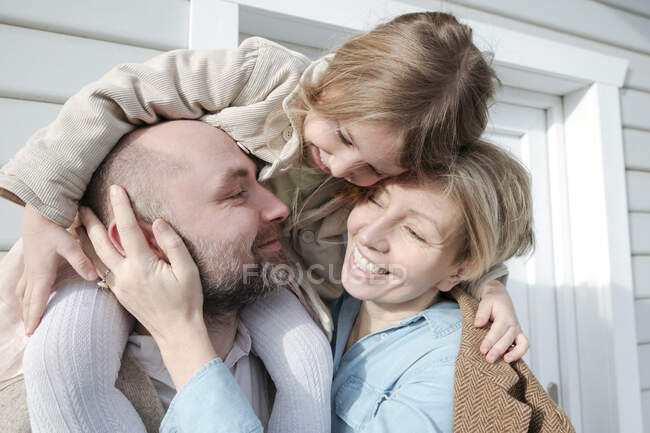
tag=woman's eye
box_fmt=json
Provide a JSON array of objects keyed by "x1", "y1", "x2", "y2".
[
  {"x1": 406, "y1": 226, "x2": 425, "y2": 242},
  {"x1": 337, "y1": 129, "x2": 353, "y2": 147}
]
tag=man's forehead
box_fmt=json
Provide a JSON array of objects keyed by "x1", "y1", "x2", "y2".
[{"x1": 138, "y1": 120, "x2": 249, "y2": 163}]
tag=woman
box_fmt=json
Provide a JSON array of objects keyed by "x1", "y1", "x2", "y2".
[{"x1": 78, "y1": 142, "x2": 572, "y2": 432}]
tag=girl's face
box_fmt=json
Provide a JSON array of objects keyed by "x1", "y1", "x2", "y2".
[
  {"x1": 342, "y1": 180, "x2": 465, "y2": 308},
  {"x1": 302, "y1": 113, "x2": 407, "y2": 186}
]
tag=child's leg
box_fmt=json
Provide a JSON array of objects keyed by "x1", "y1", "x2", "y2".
[
  {"x1": 240, "y1": 286, "x2": 333, "y2": 433},
  {"x1": 22, "y1": 272, "x2": 146, "y2": 433}
]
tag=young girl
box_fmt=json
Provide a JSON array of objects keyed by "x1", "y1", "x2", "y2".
[{"x1": 0, "y1": 12, "x2": 527, "y2": 433}]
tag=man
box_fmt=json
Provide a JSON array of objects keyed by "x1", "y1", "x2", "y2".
[{"x1": 0, "y1": 120, "x2": 324, "y2": 432}]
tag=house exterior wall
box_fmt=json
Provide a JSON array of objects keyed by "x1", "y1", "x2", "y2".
[{"x1": 0, "y1": 0, "x2": 189, "y2": 251}]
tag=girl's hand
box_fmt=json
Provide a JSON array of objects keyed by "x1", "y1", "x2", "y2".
[
  {"x1": 21, "y1": 205, "x2": 97, "y2": 335},
  {"x1": 78, "y1": 185, "x2": 217, "y2": 389},
  {"x1": 474, "y1": 280, "x2": 529, "y2": 363}
]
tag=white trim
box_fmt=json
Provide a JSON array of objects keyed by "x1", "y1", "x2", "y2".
[
  {"x1": 563, "y1": 83, "x2": 642, "y2": 433},
  {"x1": 228, "y1": 0, "x2": 628, "y2": 91},
  {"x1": 189, "y1": 0, "x2": 239, "y2": 49},
  {"x1": 497, "y1": 87, "x2": 584, "y2": 431}
]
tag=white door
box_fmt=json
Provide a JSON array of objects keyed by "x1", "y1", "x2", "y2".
[{"x1": 484, "y1": 95, "x2": 563, "y2": 407}]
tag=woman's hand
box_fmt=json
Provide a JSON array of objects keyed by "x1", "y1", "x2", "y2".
[
  {"x1": 474, "y1": 280, "x2": 529, "y2": 363},
  {"x1": 78, "y1": 185, "x2": 204, "y2": 342},
  {"x1": 20, "y1": 205, "x2": 97, "y2": 335},
  {"x1": 78, "y1": 185, "x2": 217, "y2": 389}
]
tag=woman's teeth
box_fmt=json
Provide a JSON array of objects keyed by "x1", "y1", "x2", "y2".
[{"x1": 353, "y1": 247, "x2": 388, "y2": 275}]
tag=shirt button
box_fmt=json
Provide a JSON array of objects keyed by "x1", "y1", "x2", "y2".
[
  {"x1": 282, "y1": 125, "x2": 294, "y2": 141},
  {"x1": 380, "y1": 333, "x2": 389, "y2": 340}
]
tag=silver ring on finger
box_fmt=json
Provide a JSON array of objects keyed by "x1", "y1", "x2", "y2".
[{"x1": 97, "y1": 269, "x2": 112, "y2": 290}]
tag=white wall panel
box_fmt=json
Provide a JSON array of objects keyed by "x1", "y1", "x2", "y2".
[
  {"x1": 627, "y1": 171, "x2": 650, "y2": 212},
  {"x1": 0, "y1": 200, "x2": 23, "y2": 251},
  {"x1": 0, "y1": 0, "x2": 188, "y2": 50},
  {"x1": 0, "y1": 24, "x2": 161, "y2": 104},
  {"x1": 637, "y1": 300, "x2": 650, "y2": 344},
  {"x1": 625, "y1": 128, "x2": 650, "y2": 171},
  {"x1": 621, "y1": 89, "x2": 650, "y2": 131},
  {"x1": 0, "y1": 98, "x2": 62, "y2": 165},
  {"x1": 634, "y1": 256, "x2": 650, "y2": 298},
  {"x1": 400, "y1": 0, "x2": 650, "y2": 92},
  {"x1": 439, "y1": 0, "x2": 650, "y2": 54},
  {"x1": 639, "y1": 344, "x2": 650, "y2": 390},
  {"x1": 630, "y1": 213, "x2": 650, "y2": 254},
  {"x1": 598, "y1": 0, "x2": 650, "y2": 18}
]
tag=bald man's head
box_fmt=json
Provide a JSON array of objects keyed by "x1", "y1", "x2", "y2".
[
  {"x1": 80, "y1": 120, "x2": 289, "y2": 318},
  {"x1": 81, "y1": 120, "x2": 237, "y2": 226}
]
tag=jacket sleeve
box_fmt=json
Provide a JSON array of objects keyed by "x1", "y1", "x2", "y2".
[
  {"x1": 0, "y1": 37, "x2": 307, "y2": 227},
  {"x1": 160, "y1": 358, "x2": 263, "y2": 433},
  {"x1": 464, "y1": 262, "x2": 509, "y2": 299}
]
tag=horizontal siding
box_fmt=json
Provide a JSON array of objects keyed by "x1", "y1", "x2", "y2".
[
  {"x1": 627, "y1": 171, "x2": 650, "y2": 211},
  {"x1": 621, "y1": 89, "x2": 650, "y2": 131},
  {"x1": 598, "y1": 0, "x2": 650, "y2": 18},
  {"x1": 444, "y1": 0, "x2": 650, "y2": 55},
  {"x1": 637, "y1": 300, "x2": 650, "y2": 344},
  {"x1": 630, "y1": 213, "x2": 650, "y2": 254},
  {"x1": 640, "y1": 344, "x2": 650, "y2": 390},
  {"x1": 0, "y1": 24, "x2": 161, "y2": 104},
  {"x1": 0, "y1": 199, "x2": 23, "y2": 251},
  {"x1": 633, "y1": 256, "x2": 650, "y2": 298},
  {"x1": 408, "y1": 0, "x2": 650, "y2": 92},
  {"x1": 625, "y1": 129, "x2": 650, "y2": 170},
  {"x1": 0, "y1": 98, "x2": 62, "y2": 165},
  {"x1": 0, "y1": 0, "x2": 188, "y2": 50}
]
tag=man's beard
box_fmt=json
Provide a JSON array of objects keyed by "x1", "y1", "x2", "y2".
[{"x1": 178, "y1": 225, "x2": 283, "y2": 321}]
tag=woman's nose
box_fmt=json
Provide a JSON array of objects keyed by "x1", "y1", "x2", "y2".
[{"x1": 357, "y1": 219, "x2": 390, "y2": 253}]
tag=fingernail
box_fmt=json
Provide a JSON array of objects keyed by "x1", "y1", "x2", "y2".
[
  {"x1": 87, "y1": 270, "x2": 97, "y2": 280},
  {"x1": 110, "y1": 185, "x2": 119, "y2": 197}
]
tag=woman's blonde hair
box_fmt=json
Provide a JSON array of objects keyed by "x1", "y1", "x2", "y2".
[
  {"x1": 340, "y1": 141, "x2": 534, "y2": 282},
  {"x1": 441, "y1": 142, "x2": 535, "y2": 281},
  {"x1": 293, "y1": 11, "x2": 498, "y2": 175}
]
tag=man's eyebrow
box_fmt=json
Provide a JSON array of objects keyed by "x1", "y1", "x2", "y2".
[{"x1": 213, "y1": 167, "x2": 250, "y2": 190}]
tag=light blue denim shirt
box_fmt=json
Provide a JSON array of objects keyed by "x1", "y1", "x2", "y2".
[
  {"x1": 331, "y1": 293, "x2": 462, "y2": 433},
  {"x1": 160, "y1": 358, "x2": 263, "y2": 433},
  {"x1": 161, "y1": 293, "x2": 461, "y2": 433}
]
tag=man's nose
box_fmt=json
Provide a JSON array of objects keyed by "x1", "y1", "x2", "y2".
[
  {"x1": 258, "y1": 185, "x2": 289, "y2": 224},
  {"x1": 357, "y1": 218, "x2": 390, "y2": 253}
]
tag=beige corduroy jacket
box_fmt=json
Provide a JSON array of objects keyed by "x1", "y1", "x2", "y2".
[{"x1": 0, "y1": 37, "x2": 505, "y2": 338}]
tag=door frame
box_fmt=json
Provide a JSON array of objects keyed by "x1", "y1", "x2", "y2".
[{"x1": 188, "y1": 1, "x2": 639, "y2": 432}]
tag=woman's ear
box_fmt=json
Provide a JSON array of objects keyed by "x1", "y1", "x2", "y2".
[
  {"x1": 107, "y1": 221, "x2": 167, "y2": 260},
  {"x1": 435, "y1": 268, "x2": 464, "y2": 292}
]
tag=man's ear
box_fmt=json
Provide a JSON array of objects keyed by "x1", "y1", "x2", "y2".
[
  {"x1": 435, "y1": 268, "x2": 465, "y2": 293},
  {"x1": 107, "y1": 221, "x2": 167, "y2": 260}
]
